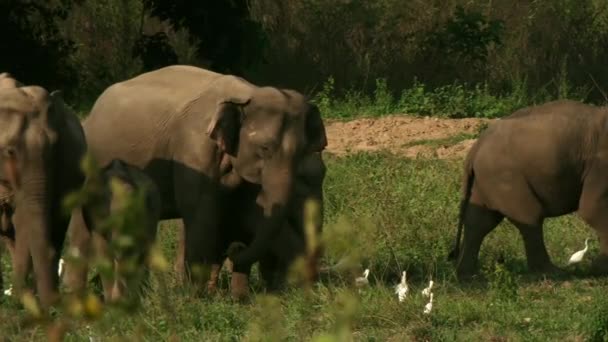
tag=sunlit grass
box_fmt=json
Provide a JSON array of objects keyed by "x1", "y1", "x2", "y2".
[{"x1": 0, "y1": 152, "x2": 605, "y2": 340}]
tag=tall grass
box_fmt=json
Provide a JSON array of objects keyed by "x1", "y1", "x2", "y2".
[
  {"x1": 1, "y1": 152, "x2": 604, "y2": 340},
  {"x1": 314, "y1": 76, "x2": 594, "y2": 120}
]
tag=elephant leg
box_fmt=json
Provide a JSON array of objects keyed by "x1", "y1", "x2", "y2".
[
  {"x1": 63, "y1": 209, "x2": 91, "y2": 294},
  {"x1": 11, "y1": 222, "x2": 32, "y2": 297},
  {"x1": 230, "y1": 262, "x2": 252, "y2": 301},
  {"x1": 181, "y1": 200, "x2": 220, "y2": 290},
  {"x1": 91, "y1": 232, "x2": 114, "y2": 302},
  {"x1": 259, "y1": 254, "x2": 279, "y2": 290},
  {"x1": 510, "y1": 220, "x2": 558, "y2": 273},
  {"x1": 456, "y1": 202, "x2": 503, "y2": 280},
  {"x1": 207, "y1": 263, "x2": 222, "y2": 293},
  {"x1": 579, "y1": 172, "x2": 608, "y2": 274},
  {"x1": 31, "y1": 214, "x2": 70, "y2": 307},
  {"x1": 173, "y1": 220, "x2": 186, "y2": 281}
]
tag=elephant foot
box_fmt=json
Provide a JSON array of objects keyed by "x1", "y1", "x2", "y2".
[
  {"x1": 206, "y1": 264, "x2": 221, "y2": 293},
  {"x1": 455, "y1": 261, "x2": 479, "y2": 282},
  {"x1": 590, "y1": 255, "x2": 608, "y2": 275},
  {"x1": 230, "y1": 272, "x2": 249, "y2": 301}
]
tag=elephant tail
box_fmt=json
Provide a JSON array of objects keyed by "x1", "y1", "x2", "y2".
[{"x1": 447, "y1": 143, "x2": 477, "y2": 261}]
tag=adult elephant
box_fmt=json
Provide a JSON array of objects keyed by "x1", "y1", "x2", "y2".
[
  {"x1": 67, "y1": 65, "x2": 327, "y2": 292},
  {"x1": 449, "y1": 100, "x2": 608, "y2": 279},
  {"x1": 0, "y1": 73, "x2": 86, "y2": 307},
  {"x1": 205, "y1": 151, "x2": 326, "y2": 299}
]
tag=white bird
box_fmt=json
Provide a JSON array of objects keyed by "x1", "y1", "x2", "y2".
[
  {"x1": 355, "y1": 268, "x2": 370, "y2": 287},
  {"x1": 58, "y1": 258, "x2": 65, "y2": 277},
  {"x1": 423, "y1": 293, "x2": 434, "y2": 315},
  {"x1": 421, "y1": 279, "x2": 434, "y2": 297},
  {"x1": 394, "y1": 271, "x2": 409, "y2": 302},
  {"x1": 567, "y1": 238, "x2": 590, "y2": 265},
  {"x1": 3, "y1": 286, "x2": 12, "y2": 296}
]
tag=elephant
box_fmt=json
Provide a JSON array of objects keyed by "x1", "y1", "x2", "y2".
[
  {"x1": 203, "y1": 151, "x2": 326, "y2": 299},
  {"x1": 0, "y1": 180, "x2": 16, "y2": 294},
  {"x1": 449, "y1": 99, "x2": 608, "y2": 279},
  {"x1": 65, "y1": 65, "x2": 328, "y2": 294},
  {"x1": 0, "y1": 72, "x2": 87, "y2": 307},
  {"x1": 64, "y1": 159, "x2": 161, "y2": 303}
]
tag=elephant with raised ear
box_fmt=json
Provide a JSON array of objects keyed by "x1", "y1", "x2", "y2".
[
  {"x1": 65, "y1": 65, "x2": 327, "y2": 293},
  {"x1": 0, "y1": 72, "x2": 87, "y2": 307},
  {"x1": 204, "y1": 151, "x2": 326, "y2": 299},
  {"x1": 65, "y1": 159, "x2": 161, "y2": 303},
  {"x1": 449, "y1": 100, "x2": 608, "y2": 279}
]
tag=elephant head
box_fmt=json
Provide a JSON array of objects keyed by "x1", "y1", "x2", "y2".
[
  {"x1": 206, "y1": 76, "x2": 327, "y2": 267},
  {"x1": 0, "y1": 76, "x2": 86, "y2": 307}
]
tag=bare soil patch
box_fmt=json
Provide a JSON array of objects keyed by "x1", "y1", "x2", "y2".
[{"x1": 324, "y1": 115, "x2": 494, "y2": 159}]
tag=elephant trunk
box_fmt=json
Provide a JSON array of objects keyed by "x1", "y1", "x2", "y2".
[
  {"x1": 15, "y1": 170, "x2": 62, "y2": 307},
  {"x1": 229, "y1": 162, "x2": 294, "y2": 267}
]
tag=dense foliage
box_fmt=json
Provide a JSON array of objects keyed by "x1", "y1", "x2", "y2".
[{"x1": 2, "y1": 0, "x2": 608, "y2": 109}]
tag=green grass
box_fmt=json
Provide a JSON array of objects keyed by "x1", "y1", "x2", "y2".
[
  {"x1": 1, "y1": 153, "x2": 606, "y2": 341},
  {"x1": 314, "y1": 76, "x2": 593, "y2": 120}
]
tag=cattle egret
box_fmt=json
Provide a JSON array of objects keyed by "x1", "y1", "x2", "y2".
[
  {"x1": 3, "y1": 286, "x2": 12, "y2": 296},
  {"x1": 567, "y1": 238, "x2": 590, "y2": 265},
  {"x1": 423, "y1": 293, "x2": 434, "y2": 314},
  {"x1": 421, "y1": 279, "x2": 434, "y2": 297},
  {"x1": 58, "y1": 258, "x2": 65, "y2": 277},
  {"x1": 394, "y1": 271, "x2": 409, "y2": 302},
  {"x1": 355, "y1": 268, "x2": 370, "y2": 287}
]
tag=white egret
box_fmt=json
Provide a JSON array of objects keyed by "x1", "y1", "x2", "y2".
[
  {"x1": 423, "y1": 292, "x2": 434, "y2": 315},
  {"x1": 567, "y1": 238, "x2": 590, "y2": 265},
  {"x1": 421, "y1": 279, "x2": 434, "y2": 297},
  {"x1": 58, "y1": 258, "x2": 65, "y2": 277},
  {"x1": 394, "y1": 271, "x2": 409, "y2": 302},
  {"x1": 355, "y1": 268, "x2": 370, "y2": 287}
]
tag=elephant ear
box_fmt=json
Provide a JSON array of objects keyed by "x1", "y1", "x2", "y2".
[
  {"x1": 206, "y1": 76, "x2": 253, "y2": 156},
  {"x1": 305, "y1": 104, "x2": 327, "y2": 152},
  {"x1": 0, "y1": 73, "x2": 22, "y2": 89}
]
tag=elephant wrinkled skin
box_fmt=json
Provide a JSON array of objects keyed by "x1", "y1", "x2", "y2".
[
  {"x1": 450, "y1": 100, "x2": 608, "y2": 278},
  {"x1": 0, "y1": 72, "x2": 86, "y2": 307},
  {"x1": 75, "y1": 65, "x2": 327, "y2": 290}
]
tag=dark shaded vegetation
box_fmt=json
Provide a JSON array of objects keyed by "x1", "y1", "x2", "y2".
[{"x1": 2, "y1": 0, "x2": 608, "y2": 113}]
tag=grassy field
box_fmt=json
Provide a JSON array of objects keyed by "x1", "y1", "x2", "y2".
[{"x1": 0, "y1": 152, "x2": 606, "y2": 341}]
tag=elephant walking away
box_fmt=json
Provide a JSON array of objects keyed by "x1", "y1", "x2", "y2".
[
  {"x1": 64, "y1": 159, "x2": 161, "y2": 303},
  {"x1": 73, "y1": 65, "x2": 327, "y2": 292},
  {"x1": 0, "y1": 73, "x2": 87, "y2": 308},
  {"x1": 450, "y1": 100, "x2": 608, "y2": 279}
]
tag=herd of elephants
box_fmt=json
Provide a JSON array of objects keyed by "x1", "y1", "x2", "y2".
[{"x1": 0, "y1": 64, "x2": 607, "y2": 312}]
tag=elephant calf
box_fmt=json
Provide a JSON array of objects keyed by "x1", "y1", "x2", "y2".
[
  {"x1": 450, "y1": 100, "x2": 608, "y2": 278},
  {"x1": 65, "y1": 159, "x2": 161, "y2": 303},
  {"x1": 204, "y1": 152, "x2": 326, "y2": 299}
]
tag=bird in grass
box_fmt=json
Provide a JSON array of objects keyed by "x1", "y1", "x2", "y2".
[
  {"x1": 567, "y1": 238, "x2": 590, "y2": 265},
  {"x1": 394, "y1": 271, "x2": 409, "y2": 302},
  {"x1": 355, "y1": 269, "x2": 370, "y2": 287},
  {"x1": 421, "y1": 279, "x2": 434, "y2": 298},
  {"x1": 3, "y1": 287, "x2": 12, "y2": 296},
  {"x1": 58, "y1": 258, "x2": 65, "y2": 277},
  {"x1": 423, "y1": 292, "x2": 434, "y2": 315}
]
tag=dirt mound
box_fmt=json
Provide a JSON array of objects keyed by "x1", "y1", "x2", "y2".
[{"x1": 324, "y1": 115, "x2": 493, "y2": 159}]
